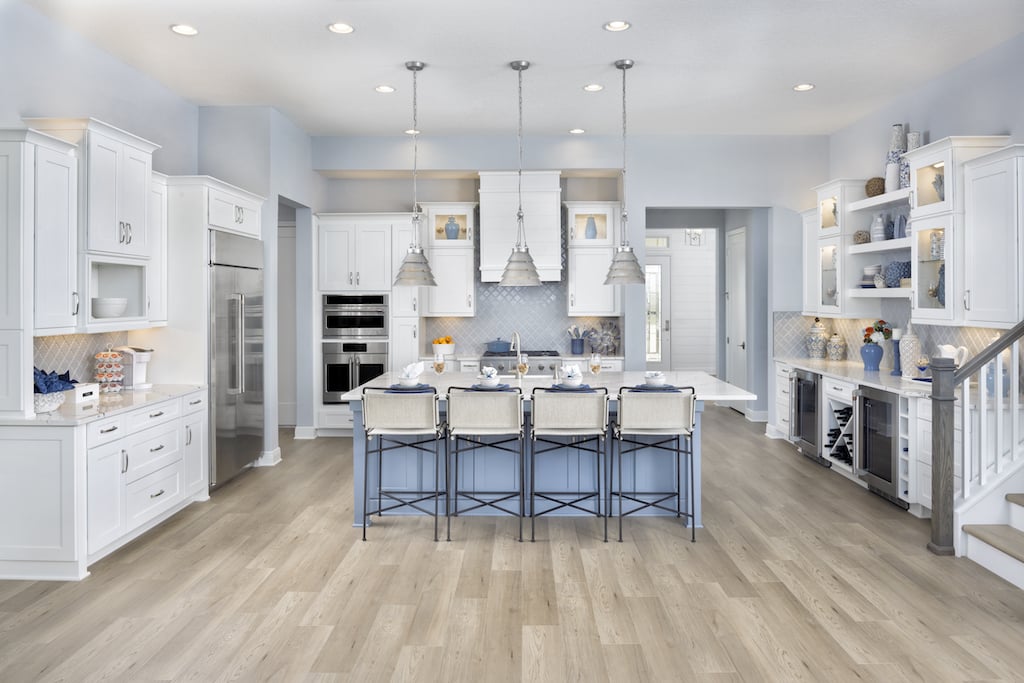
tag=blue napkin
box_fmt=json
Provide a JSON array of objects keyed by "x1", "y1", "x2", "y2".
[
  {"x1": 470, "y1": 383, "x2": 512, "y2": 391},
  {"x1": 33, "y1": 367, "x2": 76, "y2": 394},
  {"x1": 550, "y1": 383, "x2": 594, "y2": 392}
]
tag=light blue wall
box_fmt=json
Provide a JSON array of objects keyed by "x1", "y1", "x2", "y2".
[{"x1": 1, "y1": 1, "x2": 198, "y2": 174}]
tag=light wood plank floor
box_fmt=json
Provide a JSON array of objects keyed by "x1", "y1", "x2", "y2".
[{"x1": 3, "y1": 406, "x2": 1024, "y2": 682}]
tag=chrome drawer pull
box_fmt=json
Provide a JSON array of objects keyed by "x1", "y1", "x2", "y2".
[
  {"x1": 150, "y1": 444, "x2": 165, "y2": 452},
  {"x1": 100, "y1": 425, "x2": 119, "y2": 434},
  {"x1": 189, "y1": 399, "x2": 202, "y2": 406},
  {"x1": 150, "y1": 489, "x2": 165, "y2": 499},
  {"x1": 149, "y1": 411, "x2": 164, "y2": 418}
]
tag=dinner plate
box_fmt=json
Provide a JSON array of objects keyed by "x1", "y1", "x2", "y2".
[
  {"x1": 550, "y1": 383, "x2": 592, "y2": 392},
  {"x1": 471, "y1": 383, "x2": 511, "y2": 391},
  {"x1": 387, "y1": 383, "x2": 432, "y2": 392},
  {"x1": 632, "y1": 384, "x2": 679, "y2": 392}
]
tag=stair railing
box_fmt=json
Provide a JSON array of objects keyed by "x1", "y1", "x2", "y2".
[{"x1": 930, "y1": 318, "x2": 1024, "y2": 555}]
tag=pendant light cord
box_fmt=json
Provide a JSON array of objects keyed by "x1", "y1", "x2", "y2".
[
  {"x1": 620, "y1": 62, "x2": 629, "y2": 248},
  {"x1": 412, "y1": 66, "x2": 420, "y2": 244},
  {"x1": 516, "y1": 65, "x2": 526, "y2": 249}
]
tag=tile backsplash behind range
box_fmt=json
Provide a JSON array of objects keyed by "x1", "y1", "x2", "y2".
[{"x1": 35, "y1": 332, "x2": 127, "y2": 385}]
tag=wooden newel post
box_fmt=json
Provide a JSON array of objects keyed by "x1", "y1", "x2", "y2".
[{"x1": 929, "y1": 356, "x2": 956, "y2": 556}]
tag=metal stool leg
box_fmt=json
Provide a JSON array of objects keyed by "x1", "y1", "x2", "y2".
[
  {"x1": 617, "y1": 435, "x2": 624, "y2": 543},
  {"x1": 518, "y1": 436, "x2": 524, "y2": 542},
  {"x1": 433, "y1": 437, "x2": 440, "y2": 542},
  {"x1": 446, "y1": 436, "x2": 452, "y2": 542},
  {"x1": 530, "y1": 437, "x2": 536, "y2": 542},
  {"x1": 363, "y1": 435, "x2": 370, "y2": 541},
  {"x1": 689, "y1": 436, "x2": 696, "y2": 542}
]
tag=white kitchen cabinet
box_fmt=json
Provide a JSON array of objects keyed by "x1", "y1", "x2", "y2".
[
  {"x1": 182, "y1": 390, "x2": 209, "y2": 498},
  {"x1": 812, "y1": 179, "x2": 863, "y2": 238},
  {"x1": 910, "y1": 213, "x2": 957, "y2": 324},
  {"x1": 478, "y1": 171, "x2": 562, "y2": 282},
  {"x1": 905, "y1": 136, "x2": 1010, "y2": 219},
  {"x1": 770, "y1": 361, "x2": 795, "y2": 441},
  {"x1": 817, "y1": 236, "x2": 842, "y2": 316},
  {"x1": 418, "y1": 202, "x2": 475, "y2": 317},
  {"x1": 565, "y1": 201, "x2": 617, "y2": 246},
  {"x1": 800, "y1": 208, "x2": 819, "y2": 315},
  {"x1": 318, "y1": 215, "x2": 393, "y2": 292},
  {"x1": 81, "y1": 255, "x2": 149, "y2": 331},
  {"x1": 25, "y1": 118, "x2": 160, "y2": 259},
  {"x1": 423, "y1": 249, "x2": 475, "y2": 317},
  {"x1": 568, "y1": 248, "x2": 620, "y2": 316},
  {"x1": 208, "y1": 186, "x2": 262, "y2": 238},
  {"x1": 32, "y1": 136, "x2": 79, "y2": 335},
  {"x1": 147, "y1": 172, "x2": 168, "y2": 326},
  {"x1": 391, "y1": 222, "x2": 421, "y2": 317},
  {"x1": 86, "y1": 439, "x2": 128, "y2": 554},
  {"x1": 962, "y1": 145, "x2": 1024, "y2": 328},
  {"x1": 390, "y1": 318, "x2": 422, "y2": 374},
  {"x1": 821, "y1": 377, "x2": 856, "y2": 474}
]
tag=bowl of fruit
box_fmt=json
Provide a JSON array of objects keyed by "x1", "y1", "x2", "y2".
[{"x1": 432, "y1": 336, "x2": 454, "y2": 356}]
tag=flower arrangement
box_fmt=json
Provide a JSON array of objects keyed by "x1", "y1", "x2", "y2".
[{"x1": 863, "y1": 319, "x2": 892, "y2": 345}]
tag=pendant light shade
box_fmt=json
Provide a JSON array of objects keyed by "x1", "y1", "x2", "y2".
[
  {"x1": 500, "y1": 60, "x2": 541, "y2": 287},
  {"x1": 394, "y1": 60, "x2": 437, "y2": 288},
  {"x1": 604, "y1": 59, "x2": 646, "y2": 286}
]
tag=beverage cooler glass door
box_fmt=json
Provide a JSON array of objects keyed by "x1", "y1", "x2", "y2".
[{"x1": 857, "y1": 386, "x2": 903, "y2": 505}]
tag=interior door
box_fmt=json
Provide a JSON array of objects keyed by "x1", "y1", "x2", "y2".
[
  {"x1": 725, "y1": 228, "x2": 747, "y2": 412},
  {"x1": 645, "y1": 255, "x2": 671, "y2": 372}
]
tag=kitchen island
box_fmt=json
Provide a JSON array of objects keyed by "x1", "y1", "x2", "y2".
[{"x1": 343, "y1": 371, "x2": 755, "y2": 530}]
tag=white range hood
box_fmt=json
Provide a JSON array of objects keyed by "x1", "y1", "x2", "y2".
[{"x1": 478, "y1": 170, "x2": 562, "y2": 282}]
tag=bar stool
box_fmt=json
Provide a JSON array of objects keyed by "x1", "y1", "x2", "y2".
[
  {"x1": 362, "y1": 387, "x2": 446, "y2": 542},
  {"x1": 529, "y1": 387, "x2": 610, "y2": 541},
  {"x1": 611, "y1": 386, "x2": 697, "y2": 543},
  {"x1": 446, "y1": 387, "x2": 526, "y2": 541}
]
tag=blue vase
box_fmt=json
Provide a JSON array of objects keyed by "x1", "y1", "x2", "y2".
[
  {"x1": 444, "y1": 216, "x2": 459, "y2": 240},
  {"x1": 861, "y1": 343, "x2": 883, "y2": 372},
  {"x1": 584, "y1": 216, "x2": 598, "y2": 239},
  {"x1": 571, "y1": 338, "x2": 584, "y2": 355},
  {"x1": 890, "y1": 339, "x2": 902, "y2": 376}
]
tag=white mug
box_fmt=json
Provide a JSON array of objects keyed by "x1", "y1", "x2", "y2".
[{"x1": 936, "y1": 344, "x2": 968, "y2": 367}]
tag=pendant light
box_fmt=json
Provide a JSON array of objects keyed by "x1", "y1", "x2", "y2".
[
  {"x1": 604, "y1": 58, "x2": 646, "y2": 285},
  {"x1": 394, "y1": 60, "x2": 437, "y2": 287},
  {"x1": 500, "y1": 60, "x2": 542, "y2": 287}
]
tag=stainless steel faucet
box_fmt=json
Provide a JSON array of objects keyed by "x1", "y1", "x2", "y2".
[{"x1": 510, "y1": 331, "x2": 521, "y2": 357}]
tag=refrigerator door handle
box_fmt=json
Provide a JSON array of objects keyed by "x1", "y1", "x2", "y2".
[
  {"x1": 227, "y1": 293, "x2": 243, "y2": 395},
  {"x1": 238, "y1": 293, "x2": 247, "y2": 395}
]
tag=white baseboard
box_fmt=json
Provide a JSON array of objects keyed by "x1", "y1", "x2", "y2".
[
  {"x1": 255, "y1": 447, "x2": 282, "y2": 467},
  {"x1": 764, "y1": 424, "x2": 788, "y2": 440},
  {"x1": 745, "y1": 409, "x2": 768, "y2": 423},
  {"x1": 294, "y1": 426, "x2": 317, "y2": 440},
  {"x1": 967, "y1": 534, "x2": 1024, "y2": 590}
]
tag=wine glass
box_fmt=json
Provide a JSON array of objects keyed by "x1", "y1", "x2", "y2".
[
  {"x1": 916, "y1": 355, "x2": 930, "y2": 379},
  {"x1": 589, "y1": 353, "x2": 602, "y2": 375},
  {"x1": 516, "y1": 354, "x2": 530, "y2": 378},
  {"x1": 432, "y1": 352, "x2": 446, "y2": 375}
]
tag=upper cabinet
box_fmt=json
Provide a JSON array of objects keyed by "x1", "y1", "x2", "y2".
[
  {"x1": 478, "y1": 171, "x2": 562, "y2": 282},
  {"x1": 318, "y1": 214, "x2": 394, "y2": 292},
  {"x1": 25, "y1": 118, "x2": 160, "y2": 259},
  {"x1": 566, "y1": 201, "x2": 617, "y2": 246},
  {"x1": 905, "y1": 136, "x2": 1010, "y2": 218},
  {"x1": 208, "y1": 185, "x2": 262, "y2": 238},
  {"x1": 565, "y1": 201, "x2": 621, "y2": 316},
  {"x1": 419, "y1": 203, "x2": 476, "y2": 317},
  {"x1": 147, "y1": 172, "x2": 168, "y2": 326},
  {"x1": 962, "y1": 145, "x2": 1024, "y2": 328}
]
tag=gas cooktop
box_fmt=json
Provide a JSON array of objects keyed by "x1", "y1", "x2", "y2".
[{"x1": 481, "y1": 349, "x2": 560, "y2": 358}]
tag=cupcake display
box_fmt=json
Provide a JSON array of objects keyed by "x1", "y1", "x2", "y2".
[{"x1": 94, "y1": 346, "x2": 124, "y2": 393}]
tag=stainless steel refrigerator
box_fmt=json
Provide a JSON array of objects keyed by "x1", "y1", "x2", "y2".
[{"x1": 209, "y1": 230, "x2": 264, "y2": 488}]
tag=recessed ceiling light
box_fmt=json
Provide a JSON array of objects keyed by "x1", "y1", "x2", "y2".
[
  {"x1": 792, "y1": 83, "x2": 815, "y2": 92},
  {"x1": 569, "y1": 129, "x2": 585, "y2": 135},
  {"x1": 169, "y1": 24, "x2": 198, "y2": 37},
  {"x1": 375, "y1": 85, "x2": 395, "y2": 93},
  {"x1": 404, "y1": 128, "x2": 420, "y2": 136},
  {"x1": 603, "y1": 20, "x2": 631, "y2": 32},
  {"x1": 327, "y1": 22, "x2": 355, "y2": 34},
  {"x1": 583, "y1": 84, "x2": 604, "y2": 93}
]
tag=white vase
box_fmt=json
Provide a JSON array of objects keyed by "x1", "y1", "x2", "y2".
[
  {"x1": 899, "y1": 323, "x2": 920, "y2": 379},
  {"x1": 870, "y1": 212, "x2": 886, "y2": 242},
  {"x1": 885, "y1": 162, "x2": 900, "y2": 193}
]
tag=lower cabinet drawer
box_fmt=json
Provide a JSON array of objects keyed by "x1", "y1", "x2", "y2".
[
  {"x1": 126, "y1": 461, "x2": 183, "y2": 531},
  {"x1": 319, "y1": 408, "x2": 353, "y2": 429},
  {"x1": 125, "y1": 423, "x2": 181, "y2": 484},
  {"x1": 775, "y1": 399, "x2": 791, "y2": 435},
  {"x1": 823, "y1": 378, "x2": 856, "y2": 402}
]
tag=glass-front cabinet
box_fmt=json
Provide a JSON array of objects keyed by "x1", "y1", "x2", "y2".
[
  {"x1": 421, "y1": 202, "x2": 475, "y2": 247},
  {"x1": 818, "y1": 237, "x2": 841, "y2": 315},
  {"x1": 905, "y1": 136, "x2": 1010, "y2": 219},
  {"x1": 565, "y1": 201, "x2": 618, "y2": 246},
  {"x1": 910, "y1": 214, "x2": 954, "y2": 323},
  {"x1": 812, "y1": 179, "x2": 863, "y2": 238}
]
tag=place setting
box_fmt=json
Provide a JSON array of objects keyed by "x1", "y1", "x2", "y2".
[
  {"x1": 550, "y1": 363, "x2": 594, "y2": 392},
  {"x1": 632, "y1": 370, "x2": 682, "y2": 392},
  {"x1": 471, "y1": 366, "x2": 512, "y2": 391},
  {"x1": 388, "y1": 361, "x2": 433, "y2": 393}
]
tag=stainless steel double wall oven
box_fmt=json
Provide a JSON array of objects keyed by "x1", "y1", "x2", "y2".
[{"x1": 322, "y1": 294, "x2": 389, "y2": 403}]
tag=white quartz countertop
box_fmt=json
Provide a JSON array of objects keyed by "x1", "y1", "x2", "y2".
[
  {"x1": 1, "y1": 384, "x2": 206, "y2": 427},
  {"x1": 342, "y1": 371, "x2": 755, "y2": 402},
  {"x1": 776, "y1": 357, "x2": 934, "y2": 397}
]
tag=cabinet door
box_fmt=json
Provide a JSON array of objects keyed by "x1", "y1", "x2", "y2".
[
  {"x1": 391, "y1": 223, "x2": 421, "y2": 316},
  {"x1": 318, "y1": 223, "x2": 355, "y2": 291},
  {"x1": 87, "y1": 441, "x2": 126, "y2": 554},
  {"x1": 568, "y1": 248, "x2": 619, "y2": 316},
  {"x1": 422, "y1": 202, "x2": 475, "y2": 248},
  {"x1": 910, "y1": 214, "x2": 954, "y2": 323},
  {"x1": 119, "y1": 144, "x2": 151, "y2": 257},
  {"x1": 85, "y1": 133, "x2": 123, "y2": 254},
  {"x1": 208, "y1": 188, "x2": 261, "y2": 238},
  {"x1": 424, "y1": 249, "x2": 474, "y2": 316},
  {"x1": 818, "y1": 237, "x2": 841, "y2": 315},
  {"x1": 566, "y1": 202, "x2": 617, "y2": 246},
  {"x1": 33, "y1": 144, "x2": 79, "y2": 333},
  {"x1": 183, "y1": 411, "x2": 208, "y2": 496},
  {"x1": 963, "y1": 156, "x2": 1021, "y2": 327},
  {"x1": 147, "y1": 174, "x2": 168, "y2": 324},
  {"x1": 353, "y1": 225, "x2": 392, "y2": 291},
  {"x1": 390, "y1": 317, "x2": 421, "y2": 373}
]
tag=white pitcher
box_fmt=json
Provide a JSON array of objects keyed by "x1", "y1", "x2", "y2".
[{"x1": 936, "y1": 344, "x2": 968, "y2": 367}]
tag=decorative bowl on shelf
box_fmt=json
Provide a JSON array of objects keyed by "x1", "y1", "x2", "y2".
[
  {"x1": 34, "y1": 391, "x2": 66, "y2": 414},
  {"x1": 91, "y1": 297, "x2": 128, "y2": 318},
  {"x1": 398, "y1": 376, "x2": 421, "y2": 387}
]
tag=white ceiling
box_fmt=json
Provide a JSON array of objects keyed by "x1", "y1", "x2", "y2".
[{"x1": 22, "y1": 0, "x2": 1024, "y2": 138}]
